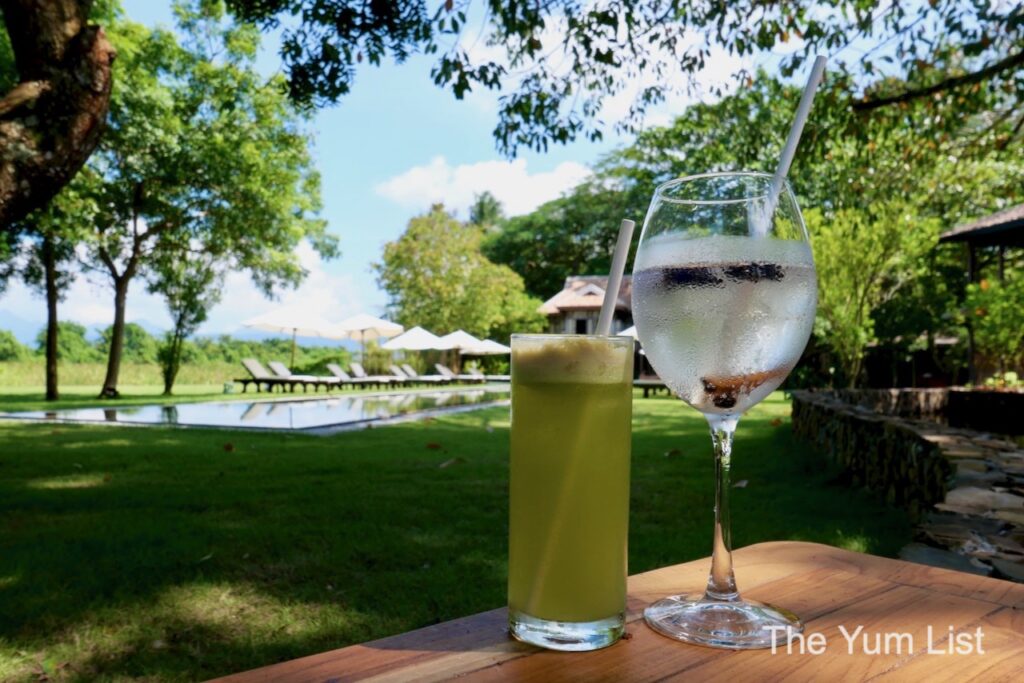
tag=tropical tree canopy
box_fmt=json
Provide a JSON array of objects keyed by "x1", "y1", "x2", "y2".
[
  {"x1": 67, "y1": 1, "x2": 337, "y2": 397},
  {"x1": 225, "y1": 0, "x2": 1024, "y2": 154},
  {"x1": 374, "y1": 204, "x2": 545, "y2": 341},
  {"x1": 483, "y1": 70, "x2": 1024, "y2": 385}
]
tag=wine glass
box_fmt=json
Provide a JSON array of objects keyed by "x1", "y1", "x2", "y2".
[{"x1": 632, "y1": 171, "x2": 817, "y2": 649}]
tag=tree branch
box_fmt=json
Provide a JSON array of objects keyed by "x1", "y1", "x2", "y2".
[
  {"x1": 0, "y1": 80, "x2": 51, "y2": 116},
  {"x1": 0, "y1": 0, "x2": 116, "y2": 230},
  {"x1": 997, "y1": 109, "x2": 1024, "y2": 150},
  {"x1": 853, "y1": 50, "x2": 1024, "y2": 111},
  {"x1": 95, "y1": 243, "x2": 121, "y2": 280}
]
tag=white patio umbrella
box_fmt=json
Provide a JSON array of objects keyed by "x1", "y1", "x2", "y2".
[
  {"x1": 241, "y1": 307, "x2": 342, "y2": 366},
  {"x1": 469, "y1": 339, "x2": 511, "y2": 355},
  {"x1": 333, "y1": 313, "x2": 404, "y2": 359},
  {"x1": 439, "y1": 330, "x2": 484, "y2": 352},
  {"x1": 439, "y1": 330, "x2": 486, "y2": 372},
  {"x1": 382, "y1": 326, "x2": 452, "y2": 351}
]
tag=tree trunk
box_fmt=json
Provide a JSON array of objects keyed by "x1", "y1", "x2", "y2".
[
  {"x1": 99, "y1": 276, "x2": 129, "y2": 398},
  {"x1": 0, "y1": 0, "x2": 115, "y2": 231},
  {"x1": 42, "y1": 232, "x2": 59, "y2": 401},
  {"x1": 845, "y1": 353, "x2": 863, "y2": 390},
  {"x1": 161, "y1": 333, "x2": 183, "y2": 396}
]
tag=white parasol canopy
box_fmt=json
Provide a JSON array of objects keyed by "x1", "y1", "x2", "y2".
[
  {"x1": 382, "y1": 326, "x2": 453, "y2": 351},
  {"x1": 333, "y1": 313, "x2": 404, "y2": 341},
  {"x1": 469, "y1": 339, "x2": 511, "y2": 355},
  {"x1": 437, "y1": 330, "x2": 485, "y2": 372},
  {"x1": 241, "y1": 307, "x2": 343, "y2": 365},
  {"x1": 242, "y1": 308, "x2": 341, "y2": 339},
  {"x1": 619, "y1": 325, "x2": 638, "y2": 339},
  {"x1": 332, "y1": 313, "x2": 404, "y2": 358},
  {"x1": 439, "y1": 330, "x2": 484, "y2": 352}
]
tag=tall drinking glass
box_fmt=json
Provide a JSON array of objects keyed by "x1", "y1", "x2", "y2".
[
  {"x1": 508, "y1": 334, "x2": 633, "y2": 651},
  {"x1": 632, "y1": 172, "x2": 817, "y2": 649}
]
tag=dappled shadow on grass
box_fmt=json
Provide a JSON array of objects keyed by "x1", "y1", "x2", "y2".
[
  {"x1": 66, "y1": 601, "x2": 383, "y2": 682},
  {"x1": 0, "y1": 397, "x2": 911, "y2": 681},
  {"x1": 0, "y1": 411, "x2": 512, "y2": 680},
  {"x1": 626, "y1": 394, "x2": 913, "y2": 574}
]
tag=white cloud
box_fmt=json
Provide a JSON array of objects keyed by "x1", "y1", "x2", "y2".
[
  {"x1": 374, "y1": 156, "x2": 591, "y2": 217},
  {"x1": 0, "y1": 273, "x2": 171, "y2": 334},
  {"x1": 0, "y1": 240, "x2": 363, "y2": 339},
  {"x1": 377, "y1": 20, "x2": 761, "y2": 222},
  {"x1": 206, "y1": 241, "x2": 366, "y2": 334}
]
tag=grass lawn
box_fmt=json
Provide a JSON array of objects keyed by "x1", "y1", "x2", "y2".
[{"x1": 0, "y1": 393, "x2": 911, "y2": 681}]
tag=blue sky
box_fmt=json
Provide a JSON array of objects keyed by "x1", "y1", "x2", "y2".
[{"x1": 0, "y1": 0, "x2": 752, "y2": 343}]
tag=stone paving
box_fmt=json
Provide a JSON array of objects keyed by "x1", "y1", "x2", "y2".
[
  {"x1": 791, "y1": 389, "x2": 1024, "y2": 582},
  {"x1": 904, "y1": 424, "x2": 1024, "y2": 581}
]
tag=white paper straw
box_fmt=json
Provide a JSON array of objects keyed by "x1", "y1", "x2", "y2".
[
  {"x1": 597, "y1": 219, "x2": 636, "y2": 336},
  {"x1": 756, "y1": 55, "x2": 827, "y2": 235}
]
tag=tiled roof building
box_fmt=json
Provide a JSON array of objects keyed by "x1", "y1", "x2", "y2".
[{"x1": 537, "y1": 275, "x2": 633, "y2": 335}]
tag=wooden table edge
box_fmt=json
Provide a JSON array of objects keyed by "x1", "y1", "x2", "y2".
[{"x1": 208, "y1": 541, "x2": 1024, "y2": 682}]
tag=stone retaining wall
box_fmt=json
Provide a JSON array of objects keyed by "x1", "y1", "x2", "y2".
[
  {"x1": 791, "y1": 388, "x2": 1024, "y2": 581},
  {"x1": 821, "y1": 388, "x2": 949, "y2": 420},
  {"x1": 790, "y1": 391, "x2": 953, "y2": 515},
  {"x1": 801, "y1": 388, "x2": 1024, "y2": 434}
]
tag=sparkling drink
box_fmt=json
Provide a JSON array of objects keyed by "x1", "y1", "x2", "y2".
[
  {"x1": 634, "y1": 172, "x2": 816, "y2": 649},
  {"x1": 633, "y1": 233, "x2": 816, "y2": 415},
  {"x1": 508, "y1": 334, "x2": 633, "y2": 651}
]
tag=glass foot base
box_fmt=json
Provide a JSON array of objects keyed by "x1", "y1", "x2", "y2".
[
  {"x1": 509, "y1": 609, "x2": 624, "y2": 651},
  {"x1": 644, "y1": 594, "x2": 802, "y2": 650}
]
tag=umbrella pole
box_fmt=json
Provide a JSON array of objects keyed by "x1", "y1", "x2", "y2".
[
  {"x1": 361, "y1": 330, "x2": 366, "y2": 364},
  {"x1": 291, "y1": 330, "x2": 297, "y2": 367}
]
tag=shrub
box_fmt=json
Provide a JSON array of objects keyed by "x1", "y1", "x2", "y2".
[
  {"x1": 963, "y1": 274, "x2": 1024, "y2": 374},
  {"x1": 34, "y1": 322, "x2": 103, "y2": 362},
  {"x1": 0, "y1": 329, "x2": 28, "y2": 361}
]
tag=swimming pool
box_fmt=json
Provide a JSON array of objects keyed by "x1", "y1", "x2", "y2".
[{"x1": 2, "y1": 388, "x2": 510, "y2": 432}]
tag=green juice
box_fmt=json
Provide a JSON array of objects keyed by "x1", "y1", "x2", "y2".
[{"x1": 508, "y1": 335, "x2": 633, "y2": 642}]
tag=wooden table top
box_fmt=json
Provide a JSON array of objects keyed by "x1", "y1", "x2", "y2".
[{"x1": 212, "y1": 541, "x2": 1024, "y2": 682}]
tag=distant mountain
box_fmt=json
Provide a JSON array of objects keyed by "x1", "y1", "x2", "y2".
[
  {"x1": 0, "y1": 310, "x2": 360, "y2": 350},
  {"x1": 0, "y1": 311, "x2": 43, "y2": 345},
  {"x1": 209, "y1": 327, "x2": 357, "y2": 349}
]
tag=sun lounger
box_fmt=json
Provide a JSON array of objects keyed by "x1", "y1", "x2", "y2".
[
  {"x1": 435, "y1": 363, "x2": 486, "y2": 383},
  {"x1": 388, "y1": 365, "x2": 415, "y2": 383},
  {"x1": 399, "y1": 363, "x2": 449, "y2": 384},
  {"x1": 351, "y1": 362, "x2": 403, "y2": 386},
  {"x1": 267, "y1": 361, "x2": 341, "y2": 392},
  {"x1": 326, "y1": 363, "x2": 382, "y2": 389},
  {"x1": 466, "y1": 367, "x2": 510, "y2": 382},
  {"x1": 236, "y1": 358, "x2": 296, "y2": 393}
]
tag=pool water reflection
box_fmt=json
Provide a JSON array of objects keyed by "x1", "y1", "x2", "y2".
[{"x1": 4, "y1": 388, "x2": 510, "y2": 431}]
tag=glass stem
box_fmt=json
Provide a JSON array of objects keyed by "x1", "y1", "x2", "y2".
[{"x1": 704, "y1": 414, "x2": 739, "y2": 602}]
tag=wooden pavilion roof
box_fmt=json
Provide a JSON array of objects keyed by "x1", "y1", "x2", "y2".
[{"x1": 939, "y1": 204, "x2": 1024, "y2": 248}]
